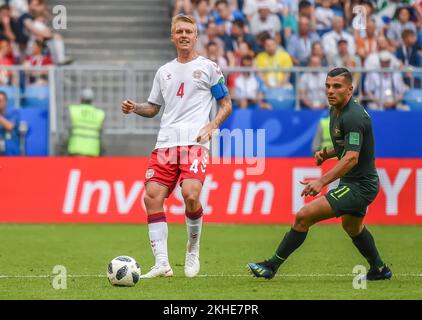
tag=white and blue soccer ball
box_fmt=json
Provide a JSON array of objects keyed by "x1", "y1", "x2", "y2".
[{"x1": 107, "y1": 256, "x2": 141, "y2": 287}]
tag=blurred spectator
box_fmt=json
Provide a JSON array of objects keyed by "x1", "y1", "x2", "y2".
[
  {"x1": 213, "y1": 0, "x2": 244, "y2": 36},
  {"x1": 66, "y1": 88, "x2": 106, "y2": 157},
  {"x1": 23, "y1": 39, "x2": 53, "y2": 85},
  {"x1": 322, "y1": 16, "x2": 355, "y2": 60},
  {"x1": 255, "y1": 37, "x2": 293, "y2": 88},
  {"x1": 364, "y1": 36, "x2": 401, "y2": 69},
  {"x1": 192, "y1": 0, "x2": 212, "y2": 35},
  {"x1": 355, "y1": 17, "x2": 378, "y2": 62},
  {"x1": 14, "y1": 0, "x2": 50, "y2": 60},
  {"x1": 315, "y1": 0, "x2": 335, "y2": 34},
  {"x1": 243, "y1": 0, "x2": 278, "y2": 21},
  {"x1": 287, "y1": 15, "x2": 320, "y2": 65},
  {"x1": 386, "y1": 5, "x2": 417, "y2": 50},
  {"x1": 328, "y1": 38, "x2": 361, "y2": 69},
  {"x1": 249, "y1": 1, "x2": 282, "y2": 44},
  {"x1": 0, "y1": 5, "x2": 16, "y2": 42},
  {"x1": 205, "y1": 40, "x2": 228, "y2": 67},
  {"x1": 15, "y1": 0, "x2": 71, "y2": 65},
  {"x1": 224, "y1": 19, "x2": 258, "y2": 66},
  {"x1": 364, "y1": 51, "x2": 408, "y2": 110},
  {"x1": 298, "y1": 0, "x2": 317, "y2": 31},
  {"x1": 233, "y1": 54, "x2": 271, "y2": 109},
  {"x1": 197, "y1": 19, "x2": 225, "y2": 57},
  {"x1": 0, "y1": 90, "x2": 20, "y2": 155},
  {"x1": 0, "y1": 37, "x2": 15, "y2": 84},
  {"x1": 395, "y1": 29, "x2": 422, "y2": 87},
  {"x1": 298, "y1": 55, "x2": 328, "y2": 110},
  {"x1": 279, "y1": 0, "x2": 300, "y2": 40},
  {"x1": 311, "y1": 41, "x2": 328, "y2": 66},
  {"x1": 172, "y1": 0, "x2": 193, "y2": 16},
  {"x1": 255, "y1": 30, "x2": 271, "y2": 53}
]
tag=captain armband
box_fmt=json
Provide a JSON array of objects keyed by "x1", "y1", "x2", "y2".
[{"x1": 211, "y1": 81, "x2": 229, "y2": 101}]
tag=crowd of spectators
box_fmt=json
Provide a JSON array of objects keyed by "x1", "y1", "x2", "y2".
[
  {"x1": 172, "y1": 0, "x2": 422, "y2": 110},
  {"x1": 0, "y1": 0, "x2": 71, "y2": 87}
]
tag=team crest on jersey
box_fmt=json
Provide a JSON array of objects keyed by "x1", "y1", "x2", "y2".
[
  {"x1": 334, "y1": 127, "x2": 341, "y2": 137},
  {"x1": 145, "y1": 169, "x2": 155, "y2": 179},
  {"x1": 192, "y1": 70, "x2": 202, "y2": 79}
]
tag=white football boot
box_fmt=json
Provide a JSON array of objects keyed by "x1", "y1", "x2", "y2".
[
  {"x1": 184, "y1": 245, "x2": 200, "y2": 278},
  {"x1": 140, "y1": 263, "x2": 174, "y2": 279}
]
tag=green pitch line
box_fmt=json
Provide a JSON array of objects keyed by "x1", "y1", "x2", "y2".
[{"x1": 0, "y1": 224, "x2": 421, "y2": 300}]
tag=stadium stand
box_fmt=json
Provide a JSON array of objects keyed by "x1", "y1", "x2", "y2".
[
  {"x1": 265, "y1": 87, "x2": 296, "y2": 110},
  {"x1": 2, "y1": 0, "x2": 422, "y2": 156},
  {"x1": 47, "y1": 0, "x2": 175, "y2": 64},
  {"x1": 404, "y1": 88, "x2": 422, "y2": 110}
]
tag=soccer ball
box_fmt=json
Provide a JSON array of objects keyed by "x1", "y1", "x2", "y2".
[{"x1": 107, "y1": 256, "x2": 141, "y2": 287}]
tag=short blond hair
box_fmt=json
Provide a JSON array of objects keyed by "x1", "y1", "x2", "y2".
[{"x1": 171, "y1": 14, "x2": 197, "y2": 35}]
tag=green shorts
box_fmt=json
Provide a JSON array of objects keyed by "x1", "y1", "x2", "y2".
[{"x1": 325, "y1": 181, "x2": 379, "y2": 217}]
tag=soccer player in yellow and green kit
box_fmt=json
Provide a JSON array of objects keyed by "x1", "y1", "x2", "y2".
[{"x1": 248, "y1": 68, "x2": 392, "y2": 281}]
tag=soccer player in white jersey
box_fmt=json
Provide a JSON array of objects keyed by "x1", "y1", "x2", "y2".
[{"x1": 121, "y1": 15, "x2": 232, "y2": 278}]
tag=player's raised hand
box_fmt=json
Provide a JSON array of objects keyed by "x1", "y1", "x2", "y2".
[
  {"x1": 315, "y1": 147, "x2": 329, "y2": 166},
  {"x1": 121, "y1": 99, "x2": 136, "y2": 114}
]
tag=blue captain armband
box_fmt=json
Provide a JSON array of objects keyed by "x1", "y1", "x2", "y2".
[{"x1": 211, "y1": 82, "x2": 229, "y2": 101}]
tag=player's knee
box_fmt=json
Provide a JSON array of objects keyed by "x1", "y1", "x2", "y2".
[
  {"x1": 294, "y1": 208, "x2": 312, "y2": 231},
  {"x1": 342, "y1": 222, "x2": 362, "y2": 237},
  {"x1": 183, "y1": 193, "x2": 200, "y2": 210},
  {"x1": 143, "y1": 193, "x2": 163, "y2": 209}
]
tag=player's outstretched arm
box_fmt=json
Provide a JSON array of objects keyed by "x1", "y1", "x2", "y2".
[
  {"x1": 121, "y1": 99, "x2": 160, "y2": 118},
  {"x1": 196, "y1": 96, "x2": 232, "y2": 143}
]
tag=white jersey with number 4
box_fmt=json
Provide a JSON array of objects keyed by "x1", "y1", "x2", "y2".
[{"x1": 148, "y1": 56, "x2": 224, "y2": 150}]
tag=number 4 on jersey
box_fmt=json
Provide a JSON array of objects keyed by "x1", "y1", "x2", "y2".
[{"x1": 177, "y1": 82, "x2": 184, "y2": 98}]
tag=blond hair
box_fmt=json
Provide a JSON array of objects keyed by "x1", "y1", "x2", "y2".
[{"x1": 171, "y1": 14, "x2": 197, "y2": 35}]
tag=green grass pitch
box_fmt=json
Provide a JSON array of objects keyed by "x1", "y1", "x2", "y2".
[{"x1": 0, "y1": 224, "x2": 421, "y2": 300}]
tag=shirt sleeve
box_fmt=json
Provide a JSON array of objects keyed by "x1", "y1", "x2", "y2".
[
  {"x1": 343, "y1": 113, "x2": 364, "y2": 153},
  {"x1": 209, "y1": 61, "x2": 225, "y2": 87},
  {"x1": 147, "y1": 69, "x2": 164, "y2": 106}
]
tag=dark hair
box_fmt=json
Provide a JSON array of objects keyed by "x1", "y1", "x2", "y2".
[
  {"x1": 0, "y1": 91, "x2": 7, "y2": 101},
  {"x1": 232, "y1": 19, "x2": 245, "y2": 29},
  {"x1": 256, "y1": 31, "x2": 271, "y2": 42},
  {"x1": 299, "y1": 0, "x2": 312, "y2": 10},
  {"x1": 327, "y1": 67, "x2": 353, "y2": 83},
  {"x1": 241, "y1": 54, "x2": 254, "y2": 62},
  {"x1": 395, "y1": 6, "x2": 414, "y2": 20},
  {"x1": 215, "y1": 0, "x2": 228, "y2": 7},
  {"x1": 206, "y1": 41, "x2": 217, "y2": 49},
  {"x1": 402, "y1": 28, "x2": 416, "y2": 39}
]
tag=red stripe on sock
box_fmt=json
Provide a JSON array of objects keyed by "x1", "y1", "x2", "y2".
[
  {"x1": 147, "y1": 212, "x2": 166, "y2": 224},
  {"x1": 185, "y1": 207, "x2": 203, "y2": 220}
]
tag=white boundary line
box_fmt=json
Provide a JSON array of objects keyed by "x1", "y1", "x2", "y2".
[{"x1": 0, "y1": 273, "x2": 421, "y2": 279}]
